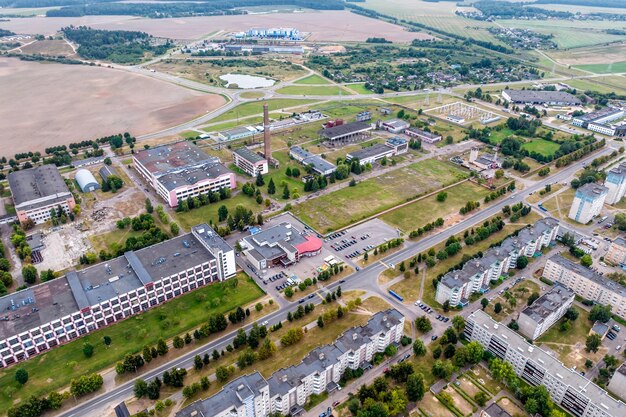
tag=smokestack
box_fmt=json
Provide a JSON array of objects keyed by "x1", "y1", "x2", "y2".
[{"x1": 263, "y1": 103, "x2": 271, "y2": 160}]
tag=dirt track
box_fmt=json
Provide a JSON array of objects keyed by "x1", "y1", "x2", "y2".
[{"x1": 0, "y1": 57, "x2": 225, "y2": 155}]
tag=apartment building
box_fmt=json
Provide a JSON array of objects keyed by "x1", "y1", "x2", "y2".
[
  {"x1": 517, "y1": 285, "x2": 574, "y2": 340},
  {"x1": 605, "y1": 237, "x2": 626, "y2": 266},
  {"x1": 543, "y1": 254, "x2": 626, "y2": 319},
  {"x1": 0, "y1": 227, "x2": 232, "y2": 368},
  {"x1": 133, "y1": 142, "x2": 235, "y2": 207},
  {"x1": 233, "y1": 147, "x2": 269, "y2": 177},
  {"x1": 604, "y1": 162, "x2": 626, "y2": 205},
  {"x1": 436, "y1": 218, "x2": 559, "y2": 306},
  {"x1": 568, "y1": 183, "x2": 608, "y2": 224},
  {"x1": 178, "y1": 310, "x2": 405, "y2": 417},
  {"x1": 8, "y1": 165, "x2": 76, "y2": 225},
  {"x1": 608, "y1": 364, "x2": 626, "y2": 401},
  {"x1": 466, "y1": 310, "x2": 626, "y2": 417}
]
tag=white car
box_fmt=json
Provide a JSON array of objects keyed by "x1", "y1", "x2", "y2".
[{"x1": 262, "y1": 320, "x2": 269, "y2": 326}]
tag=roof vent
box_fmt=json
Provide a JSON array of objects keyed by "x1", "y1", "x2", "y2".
[{"x1": 352, "y1": 333, "x2": 358, "y2": 341}]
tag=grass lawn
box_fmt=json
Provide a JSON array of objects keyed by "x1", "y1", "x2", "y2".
[
  {"x1": 457, "y1": 375, "x2": 491, "y2": 400},
  {"x1": 210, "y1": 99, "x2": 318, "y2": 123},
  {"x1": 292, "y1": 159, "x2": 469, "y2": 233},
  {"x1": 294, "y1": 74, "x2": 332, "y2": 85},
  {"x1": 0, "y1": 274, "x2": 264, "y2": 412},
  {"x1": 239, "y1": 91, "x2": 265, "y2": 99},
  {"x1": 496, "y1": 397, "x2": 527, "y2": 417},
  {"x1": 379, "y1": 181, "x2": 490, "y2": 233},
  {"x1": 488, "y1": 128, "x2": 514, "y2": 145},
  {"x1": 418, "y1": 392, "x2": 456, "y2": 417},
  {"x1": 566, "y1": 76, "x2": 626, "y2": 96},
  {"x1": 467, "y1": 365, "x2": 502, "y2": 396},
  {"x1": 276, "y1": 85, "x2": 353, "y2": 96},
  {"x1": 173, "y1": 192, "x2": 262, "y2": 231},
  {"x1": 574, "y1": 61, "x2": 626, "y2": 74},
  {"x1": 541, "y1": 188, "x2": 575, "y2": 221},
  {"x1": 521, "y1": 138, "x2": 561, "y2": 157},
  {"x1": 345, "y1": 83, "x2": 373, "y2": 94},
  {"x1": 88, "y1": 228, "x2": 145, "y2": 253},
  {"x1": 484, "y1": 280, "x2": 540, "y2": 322}
]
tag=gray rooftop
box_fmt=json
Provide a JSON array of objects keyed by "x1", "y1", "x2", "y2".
[
  {"x1": 613, "y1": 237, "x2": 626, "y2": 249},
  {"x1": 319, "y1": 121, "x2": 372, "y2": 140},
  {"x1": 99, "y1": 165, "x2": 118, "y2": 180},
  {"x1": 303, "y1": 155, "x2": 336, "y2": 174},
  {"x1": 607, "y1": 162, "x2": 626, "y2": 179},
  {"x1": 134, "y1": 142, "x2": 215, "y2": 176},
  {"x1": 519, "y1": 284, "x2": 574, "y2": 324},
  {"x1": 483, "y1": 403, "x2": 512, "y2": 417},
  {"x1": 8, "y1": 165, "x2": 71, "y2": 207},
  {"x1": 503, "y1": 89, "x2": 581, "y2": 104},
  {"x1": 382, "y1": 119, "x2": 410, "y2": 129},
  {"x1": 157, "y1": 161, "x2": 232, "y2": 191},
  {"x1": 347, "y1": 143, "x2": 393, "y2": 161},
  {"x1": 176, "y1": 372, "x2": 268, "y2": 417},
  {"x1": 575, "y1": 107, "x2": 623, "y2": 123},
  {"x1": 548, "y1": 254, "x2": 626, "y2": 298},
  {"x1": 469, "y1": 310, "x2": 626, "y2": 416},
  {"x1": 0, "y1": 231, "x2": 216, "y2": 342},
  {"x1": 289, "y1": 145, "x2": 312, "y2": 160},
  {"x1": 576, "y1": 183, "x2": 608, "y2": 200},
  {"x1": 234, "y1": 147, "x2": 267, "y2": 164},
  {"x1": 406, "y1": 127, "x2": 442, "y2": 140},
  {"x1": 192, "y1": 223, "x2": 233, "y2": 254},
  {"x1": 243, "y1": 222, "x2": 306, "y2": 261}
]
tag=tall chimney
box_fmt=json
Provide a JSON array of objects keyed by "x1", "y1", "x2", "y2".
[{"x1": 263, "y1": 103, "x2": 271, "y2": 160}]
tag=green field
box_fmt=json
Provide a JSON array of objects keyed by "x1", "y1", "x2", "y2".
[
  {"x1": 210, "y1": 99, "x2": 318, "y2": 123},
  {"x1": 292, "y1": 159, "x2": 469, "y2": 232},
  {"x1": 574, "y1": 61, "x2": 626, "y2": 74},
  {"x1": 345, "y1": 83, "x2": 374, "y2": 94},
  {"x1": 293, "y1": 74, "x2": 332, "y2": 85},
  {"x1": 0, "y1": 274, "x2": 264, "y2": 412},
  {"x1": 276, "y1": 85, "x2": 353, "y2": 96},
  {"x1": 173, "y1": 192, "x2": 262, "y2": 230},
  {"x1": 521, "y1": 138, "x2": 561, "y2": 157},
  {"x1": 379, "y1": 181, "x2": 490, "y2": 232},
  {"x1": 567, "y1": 76, "x2": 626, "y2": 95},
  {"x1": 239, "y1": 91, "x2": 265, "y2": 99},
  {"x1": 488, "y1": 128, "x2": 514, "y2": 145}
]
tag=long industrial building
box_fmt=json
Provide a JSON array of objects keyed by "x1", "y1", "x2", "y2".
[
  {"x1": 133, "y1": 142, "x2": 235, "y2": 207},
  {"x1": 436, "y1": 218, "x2": 559, "y2": 306},
  {"x1": 543, "y1": 254, "x2": 626, "y2": 319},
  {"x1": 8, "y1": 165, "x2": 76, "y2": 225},
  {"x1": 0, "y1": 225, "x2": 234, "y2": 368},
  {"x1": 345, "y1": 137, "x2": 408, "y2": 165},
  {"x1": 466, "y1": 310, "x2": 626, "y2": 417},
  {"x1": 177, "y1": 309, "x2": 405, "y2": 417},
  {"x1": 502, "y1": 89, "x2": 581, "y2": 106}
]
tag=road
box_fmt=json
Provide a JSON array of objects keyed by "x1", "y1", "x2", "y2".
[{"x1": 55, "y1": 140, "x2": 615, "y2": 417}]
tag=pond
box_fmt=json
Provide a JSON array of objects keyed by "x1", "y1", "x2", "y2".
[{"x1": 219, "y1": 73, "x2": 275, "y2": 89}]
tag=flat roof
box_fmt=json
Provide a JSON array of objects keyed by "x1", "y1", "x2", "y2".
[
  {"x1": 575, "y1": 107, "x2": 623, "y2": 123},
  {"x1": 503, "y1": 89, "x2": 581, "y2": 104},
  {"x1": 302, "y1": 155, "x2": 336, "y2": 174},
  {"x1": 158, "y1": 162, "x2": 232, "y2": 191},
  {"x1": 548, "y1": 254, "x2": 626, "y2": 298},
  {"x1": 234, "y1": 147, "x2": 267, "y2": 164},
  {"x1": 192, "y1": 223, "x2": 233, "y2": 253},
  {"x1": 469, "y1": 310, "x2": 626, "y2": 416},
  {"x1": 319, "y1": 121, "x2": 372, "y2": 140},
  {"x1": 347, "y1": 143, "x2": 393, "y2": 161},
  {"x1": 382, "y1": 119, "x2": 410, "y2": 128},
  {"x1": 134, "y1": 141, "x2": 217, "y2": 177},
  {"x1": 483, "y1": 403, "x2": 512, "y2": 417},
  {"x1": 8, "y1": 165, "x2": 71, "y2": 207},
  {"x1": 407, "y1": 127, "x2": 442, "y2": 139},
  {"x1": 576, "y1": 182, "x2": 608, "y2": 199},
  {"x1": 519, "y1": 285, "x2": 574, "y2": 324},
  {"x1": 99, "y1": 165, "x2": 118, "y2": 179},
  {"x1": 243, "y1": 222, "x2": 306, "y2": 261}
]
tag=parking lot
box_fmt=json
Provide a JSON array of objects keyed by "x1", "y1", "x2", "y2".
[{"x1": 325, "y1": 219, "x2": 399, "y2": 263}]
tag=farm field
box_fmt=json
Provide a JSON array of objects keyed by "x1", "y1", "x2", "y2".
[
  {"x1": 294, "y1": 74, "x2": 332, "y2": 85},
  {"x1": 209, "y1": 99, "x2": 318, "y2": 123},
  {"x1": 547, "y1": 43, "x2": 626, "y2": 67},
  {"x1": 566, "y1": 76, "x2": 626, "y2": 95},
  {"x1": 574, "y1": 61, "x2": 626, "y2": 74},
  {"x1": 0, "y1": 57, "x2": 225, "y2": 156},
  {"x1": 344, "y1": 83, "x2": 374, "y2": 94},
  {"x1": 276, "y1": 85, "x2": 353, "y2": 96},
  {"x1": 17, "y1": 39, "x2": 75, "y2": 56},
  {"x1": 521, "y1": 138, "x2": 561, "y2": 157},
  {"x1": 379, "y1": 181, "x2": 490, "y2": 233},
  {"x1": 535, "y1": 4, "x2": 626, "y2": 14},
  {"x1": 0, "y1": 11, "x2": 432, "y2": 42},
  {"x1": 292, "y1": 159, "x2": 469, "y2": 233},
  {"x1": 148, "y1": 58, "x2": 308, "y2": 87},
  {"x1": 497, "y1": 19, "x2": 626, "y2": 49},
  {"x1": 0, "y1": 274, "x2": 264, "y2": 413}
]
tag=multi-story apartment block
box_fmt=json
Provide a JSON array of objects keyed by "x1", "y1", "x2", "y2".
[
  {"x1": 0, "y1": 226, "x2": 233, "y2": 368},
  {"x1": 605, "y1": 237, "x2": 626, "y2": 266},
  {"x1": 608, "y1": 364, "x2": 626, "y2": 401},
  {"x1": 517, "y1": 285, "x2": 574, "y2": 340},
  {"x1": 466, "y1": 310, "x2": 626, "y2": 417},
  {"x1": 8, "y1": 165, "x2": 76, "y2": 225},
  {"x1": 543, "y1": 254, "x2": 626, "y2": 319},
  {"x1": 133, "y1": 142, "x2": 235, "y2": 208},
  {"x1": 436, "y1": 218, "x2": 559, "y2": 306},
  {"x1": 233, "y1": 147, "x2": 269, "y2": 177},
  {"x1": 568, "y1": 183, "x2": 608, "y2": 224},
  {"x1": 178, "y1": 310, "x2": 405, "y2": 417},
  {"x1": 604, "y1": 163, "x2": 626, "y2": 205}
]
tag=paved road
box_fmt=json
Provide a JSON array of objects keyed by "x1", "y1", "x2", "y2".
[{"x1": 56, "y1": 144, "x2": 613, "y2": 417}]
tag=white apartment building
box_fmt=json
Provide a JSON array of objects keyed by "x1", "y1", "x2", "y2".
[
  {"x1": 0, "y1": 228, "x2": 232, "y2": 368},
  {"x1": 604, "y1": 162, "x2": 626, "y2": 205},
  {"x1": 178, "y1": 310, "x2": 405, "y2": 417},
  {"x1": 466, "y1": 310, "x2": 626, "y2": 417},
  {"x1": 436, "y1": 218, "x2": 559, "y2": 306},
  {"x1": 517, "y1": 285, "x2": 574, "y2": 340},
  {"x1": 568, "y1": 183, "x2": 608, "y2": 224},
  {"x1": 543, "y1": 254, "x2": 626, "y2": 319}
]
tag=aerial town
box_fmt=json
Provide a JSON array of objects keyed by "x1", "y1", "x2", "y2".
[{"x1": 1, "y1": 1, "x2": 626, "y2": 417}]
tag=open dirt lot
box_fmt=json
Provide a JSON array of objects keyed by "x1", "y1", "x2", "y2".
[
  {"x1": 548, "y1": 43, "x2": 626, "y2": 65},
  {"x1": 1, "y1": 11, "x2": 434, "y2": 42},
  {"x1": 0, "y1": 57, "x2": 225, "y2": 155},
  {"x1": 18, "y1": 39, "x2": 75, "y2": 56}
]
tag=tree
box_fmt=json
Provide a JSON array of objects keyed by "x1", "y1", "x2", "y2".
[
  {"x1": 436, "y1": 191, "x2": 448, "y2": 202},
  {"x1": 15, "y1": 368, "x2": 28, "y2": 385},
  {"x1": 586, "y1": 334, "x2": 602, "y2": 353},
  {"x1": 494, "y1": 302, "x2": 502, "y2": 314},
  {"x1": 170, "y1": 223, "x2": 180, "y2": 236},
  {"x1": 103, "y1": 335, "x2": 112, "y2": 346},
  {"x1": 413, "y1": 340, "x2": 427, "y2": 357},
  {"x1": 452, "y1": 315, "x2": 465, "y2": 332},
  {"x1": 565, "y1": 307, "x2": 579, "y2": 321},
  {"x1": 194, "y1": 355, "x2": 203, "y2": 370},
  {"x1": 216, "y1": 366, "x2": 231, "y2": 382},
  {"x1": 481, "y1": 298, "x2": 489, "y2": 310},
  {"x1": 589, "y1": 304, "x2": 612, "y2": 323},
  {"x1": 432, "y1": 360, "x2": 453, "y2": 380},
  {"x1": 406, "y1": 373, "x2": 425, "y2": 402},
  {"x1": 415, "y1": 316, "x2": 432, "y2": 333},
  {"x1": 218, "y1": 205, "x2": 229, "y2": 222},
  {"x1": 83, "y1": 342, "x2": 94, "y2": 358},
  {"x1": 581, "y1": 254, "x2": 593, "y2": 267},
  {"x1": 255, "y1": 172, "x2": 265, "y2": 186},
  {"x1": 516, "y1": 255, "x2": 528, "y2": 269},
  {"x1": 474, "y1": 391, "x2": 488, "y2": 406},
  {"x1": 156, "y1": 338, "x2": 168, "y2": 356},
  {"x1": 465, "y1": 341, "x2": 484, "y2": 364},
  {"x1": 388, "y1": 362, "x2": 414, "y2": 383},
  {"x1": 267, "y1": 178, "x2": 276, "y2": 195},
  {"x1": 317, "y1": 316, "x2": 324, "y2": 328},
  {"x1": 145, "y1": 198, "x2": 153, "y2": 214},
  {"x1": 282, "y1": 184, "x2": 290, "y2": 199},
  {"x1": 527, "y1": 292, "x2": 540, "y2": 306},
  {"x1": 22, "y1": 264, "x2": 38, "y2": 284}
]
